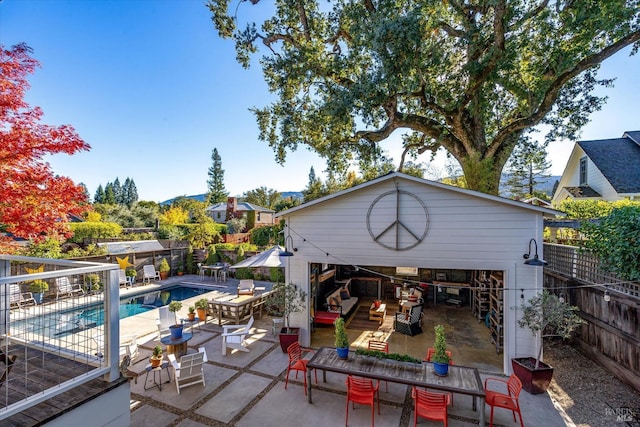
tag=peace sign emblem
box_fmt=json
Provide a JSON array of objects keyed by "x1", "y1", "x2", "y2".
[{"x1": 366, "y1": 189, "x2": 429, "y2": 251}]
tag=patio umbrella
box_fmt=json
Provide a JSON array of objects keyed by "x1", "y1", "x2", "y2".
[{"x1": 230, "y1": 245, "x2": 288, "y2": 269}]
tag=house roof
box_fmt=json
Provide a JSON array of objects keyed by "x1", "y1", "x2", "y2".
[
  {"x1": 206, "y1": 202, "x2": 274, "y2": 213},
  {"x1": 577, "y1": 131, "x2": 640, "y2": 194},
  {"x1": 276, "y1": 171, "x2": 562, "y2": 218},
  {"x1": 563, "y1": 186, "x2": 602, "y2": 198}
]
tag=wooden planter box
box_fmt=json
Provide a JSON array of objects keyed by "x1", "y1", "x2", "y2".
[{"x1": 511, "y1": 357, "x2": 554, "y2": 394}]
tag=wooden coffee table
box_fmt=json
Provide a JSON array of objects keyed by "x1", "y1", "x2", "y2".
[{"x1": 368, "y1": 303, "x2": 386, "y2": 324}]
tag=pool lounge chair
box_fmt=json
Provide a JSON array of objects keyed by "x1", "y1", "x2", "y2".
[
  {"x1": 9, "y1": 284, "x2": 36, "y2": 308},
  {"x1": 55, "y1": 277, "x2": 84, "y2": 300},
  {"x1": 143, "y1": 265, "x2": 161, "y2": 284},
  {"x1": 118, "y1": 269, "x2": 133, "y2": 288}
]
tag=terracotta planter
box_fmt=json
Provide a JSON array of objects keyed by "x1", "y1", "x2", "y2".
[
  {"x1": 150, "y1": 355, "x2": 163, "y2": 368},
  {"x1": 187, "y1": 313, "x2": 196, "y2": 321},
  {"x1": 511, "y1": 357, "x2": 554, "y2": 394},
  {"x1": 160, "y1": 272, "x2": 169, "y2": 280},
  {"x1": 278, "y1": 327, "x2": 300, "y2": 352},
  {"x1": 196, "y1": 308, "x2": 207, "y2": 322}
]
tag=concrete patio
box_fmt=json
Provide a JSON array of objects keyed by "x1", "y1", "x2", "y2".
[{"x1": 125, "y1": 278, "x2": 568, "y2": 426}]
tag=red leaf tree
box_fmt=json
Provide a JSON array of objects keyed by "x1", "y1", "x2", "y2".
[{"x1": 0, "y1": 43, "x2": 90, "y2": 251}]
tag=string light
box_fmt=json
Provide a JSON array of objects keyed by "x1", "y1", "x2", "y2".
[{"x1": 558, "y1": 293, "x2": 565, "y2": 303}]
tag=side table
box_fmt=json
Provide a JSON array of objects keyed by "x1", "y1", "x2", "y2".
[
  {"x1": 160, "y1": 332, "x2": 193, "y2": 359},
  {"x1": 144, "y1": 361, "x2": 172, "y2": 391},
  {"x1": 369, "y1": 303, "x2": 386, "y2": 324},
  {"x1": 181, "y1": 317, "x2": 201, "y2": 334}
]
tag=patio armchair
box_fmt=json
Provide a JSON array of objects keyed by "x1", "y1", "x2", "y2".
[
  {"x1": 411, "y1": 386, "x2": 450, "y2": 427},
  {"x1": 221, "y1": 316, "x2": 254, "y2": 354},
  {"x1": 93, "y1": 333, "x2": 139, "y2": 362},
  {"x1": 394, "y1": 304, "x2": 423, "y2": 336},
  {"x1": 284, "y1": 342, "x2": 317, "y2": 395},
  {"x1": 168, "y1": 347, "x2": 207, "y2": 394},
  {"x1": 156, "y1": 306, "x2": 175, "y2": 339},
  {"x1": 345, "y1": 375, "x2": 380, "y2": 427},
  {"x1": 9, "y1": 284, "x2": 35, "y2": 308},
  {"x1": 484, "y1": 374, "x2": 524, "y2": 427},
  {"x1": 237, "y1": 279, "x2": 255, "y2": 296}
]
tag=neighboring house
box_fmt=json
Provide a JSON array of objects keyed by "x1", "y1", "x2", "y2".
[
  {"x1": 552, "y1": 130, "x2": 640, "y2": 204},
  {"x1": 206, "y1": 197, "x2": 275, "y2": 226},
  {"x1": 276, "y1": 171, "x2": 561, "y2": 376}
]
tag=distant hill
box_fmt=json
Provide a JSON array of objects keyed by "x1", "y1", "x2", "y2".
[{"x1": 160, "y1": 191, "x2": 303, "y2": 206}]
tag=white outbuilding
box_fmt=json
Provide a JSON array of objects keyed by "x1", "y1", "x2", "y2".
[{"x1": 275, "y1": 172, "x2": 561, "y2": 375}]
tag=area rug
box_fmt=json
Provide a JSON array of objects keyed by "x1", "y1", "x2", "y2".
[{"x1": 347, "y1": 305, "x2": 394, "y2": 332}]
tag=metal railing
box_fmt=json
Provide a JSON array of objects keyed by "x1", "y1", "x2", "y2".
[
  {"x1": 543, "y1": 243, "x2": 640, "y2": 298},
  {"x1": 0, "y1": 255, "x2": 120, "y2": 419}
]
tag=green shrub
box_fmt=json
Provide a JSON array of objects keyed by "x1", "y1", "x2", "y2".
[{"x1": 69, "y1": 222, "x2": 122, "y2": 243}]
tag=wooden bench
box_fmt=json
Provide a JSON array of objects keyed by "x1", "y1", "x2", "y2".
[{"x1": 313, "y1": 311, "x2": 340, "y2": 326}]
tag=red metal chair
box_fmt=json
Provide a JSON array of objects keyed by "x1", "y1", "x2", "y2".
[
  {"x1": 411, "y1": 386, "x2": 450, "y2": 427},
  {"x1": 424, "y1": 347, "x2": 454, "y2": 364},
  {"x1": 484, "y1": 374, "x2": 524, "y2": 427},
  {"x1": 367, "y1": 340, "x2": 389, "y2": 391},
  {"x1": 345, "y1": 375, "x2": 380, "y2": 427},
  {"x1": 284, "y1": 342, "x2": 317, "y2": 395}
]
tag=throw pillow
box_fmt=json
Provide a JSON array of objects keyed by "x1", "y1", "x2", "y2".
[{"x1": 340, "y1": 290, "x2": 350, "y2": 300}]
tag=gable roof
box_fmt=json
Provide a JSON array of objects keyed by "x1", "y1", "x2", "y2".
[
  {"x1": 97, "y1": 240, "x2": 164, "y2": 255},
  {"x1": 577, "y1": 131, "x2": 640, "y2": 194},
  {"x1": 276, "y1": 172, "x2": 562, "y2": 218},
  {"x1": 206, "y1": 202, "x2": 274, "y2": 213}
]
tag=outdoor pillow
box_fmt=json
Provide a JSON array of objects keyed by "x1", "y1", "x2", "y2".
[{"x1": 340, "y1": 290, "x2": 350, "y2": 300}]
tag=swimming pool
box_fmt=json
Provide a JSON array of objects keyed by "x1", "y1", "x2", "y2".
[{"x1": 14, "y1": 285, "x2": 212, "y2": 338}]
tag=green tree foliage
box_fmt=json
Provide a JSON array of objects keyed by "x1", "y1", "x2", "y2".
[
  {"x1": 103, "y1": 185, "x2": 116, "y2": 204},
  {"x1": 94, "y1": 184, "x2": 105, "y2": 204},
  {"x1": 273, "y1": 196, "x2": 301, "y2": 212},
  {"x1": 122, "y1": 177, "x2": 139, "y2": 207},
  {"x1": 187, "y1": 218, "x2": 221, "y2": 248},
  {"x1": 557, "y1": 199, "x2": 615, "y2": 219},
  {"x1": 93, "y1": 202, "x2": 159, "y2": 228},
  {"x1": 242, "y1": 186, "x2": 282, "y2": 210},
  {"x1": 505, "y1": 139, "x2": 552, "y2": 199},
  {"x1": 69, "y1": 222, "x2": 122, "y2": 243},
  {"x1": 171, "y1": 197, "x2": 209, "y2": 222},
  {"x1": 580, "y1": 205, "x2": 640, "y2": 281},
  {"x1": 210, "y1": 1, "x2": 640, "y2": 195},
  {"x1": 302, "y1": 166, "x2": 327, "y2": 203},
  {"x1": 207, "y1": 148, "x2": 228, "y2": 204}
]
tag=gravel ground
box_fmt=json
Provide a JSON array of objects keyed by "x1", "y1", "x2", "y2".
[{"x1": 544, "y1": 343, "x2": 640, "y2": 427}]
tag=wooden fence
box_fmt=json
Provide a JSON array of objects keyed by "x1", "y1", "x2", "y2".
[{"x1": 543, "y1": 243, "x2": 640, "y2": 392}]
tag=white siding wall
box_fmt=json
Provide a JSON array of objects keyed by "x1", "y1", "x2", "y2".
[{"x1": 283, "y1": 176, "x2": 544, "y2": 375}]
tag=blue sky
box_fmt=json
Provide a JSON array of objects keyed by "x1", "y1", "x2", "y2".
[{"x1": 2, "y1": 0, "x2": 638, "y2": 202}]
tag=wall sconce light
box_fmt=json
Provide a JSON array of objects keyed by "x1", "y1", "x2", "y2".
[
  {"x1": 523, "y1": 238, "x2": 548, "y2": 266},
  {"x1": 520, "y1": 289, "x2": 525, "y2": 300},
  {"x1": 603, "y1": 287, "x2": 611, "y2": 302},
  {"x1": 279, "y1": 235, "x2": 295, "y2": 257}
]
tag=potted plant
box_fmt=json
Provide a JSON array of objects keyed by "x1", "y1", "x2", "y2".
[
  {"x1": 514, "y1": 290, "x2": 585, "y2": 394},
  {"x1": 268, "y1": 282, "x2": 307, "y2": 352},
  {"x1": 157, "y1": 258, "x2": 170, "y2": 280},
  {"x1": 28, "y1": 279, "x2": 49, "y2": 304},
  {"x1": 334, "y1": 317, "x2": 349, "y2": 359},
  {"x1": 126, "y1": 268, "x2": 137, "y2": 285},
  {"x1": 168, "y1": 301, "x2": 184, "y2": 339},
  {"x1": 187, "y1": 306, "x2": 196, "y2": 321},
  {"x1": 194, "y1": 298, "x2": 208, "y2": 322},
  {"x1": 85, "y1": 273, "x2": 101, "y2": 293},
  {"x1": 150, "y1": 345, "x2": 163, "y2": 367},
  {"x1": 431, "y1": 324, "x2": 450, "y2": 376}
]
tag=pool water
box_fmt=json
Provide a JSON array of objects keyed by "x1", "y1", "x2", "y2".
[{"x1": 14, "y1": 285, "x2": 211, "y2": 338}]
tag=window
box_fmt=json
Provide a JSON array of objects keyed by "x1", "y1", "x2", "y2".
[
  {"x1": 579, "y1": 157, "x2": 587, "y2": 185},
  {"x1": 217, "y1": 212, "x2": 221, "y2": 219}
]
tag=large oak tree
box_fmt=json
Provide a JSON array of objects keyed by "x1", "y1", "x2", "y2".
[
  {"x1": 209, "y1": 0, "x2": 640, "y2": 194},
  {"x1": 0, "y1": 44, "x2": 90, "y2": 249}
]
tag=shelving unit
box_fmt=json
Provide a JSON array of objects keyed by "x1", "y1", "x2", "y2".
[
  {"x1": 488, "y1": 272, "x2": 504, "y2": 354},
  {"x1": 472, "y1": 271, "x2": 490, "y2": 321}
]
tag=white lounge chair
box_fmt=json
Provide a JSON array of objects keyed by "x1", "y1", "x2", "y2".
[
  {"x1": 237, "y1": 279, "x2": 255, "y2": 296},
  {"x1": 143, "y1": 265, "x2": 161, "y2": 284},
  {"x1": 9, "y1": 284, "x2": 35, "y2": 308},
  {"x1": 221, "y1": 316, "x2": 254, "y2": 355},
  {"x1": 168, "y1": 347, "x2": 207, "y2": 394},
  {"x1": 118, "y1": 269, "x2": 133, "y2": 288},
  {"x1": 156, "y1": 306, "x2": 175, "y2": 339},
  {"x1": 55, "y1": 277, "x2": 84, "y2": 300},
  {"x1": 93, "y1": 333, "x2": 139, "y2": 362}
]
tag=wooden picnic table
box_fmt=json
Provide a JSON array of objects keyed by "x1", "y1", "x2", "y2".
[{"x1": 306, "y1": 346, "x2": 486, "y2": 426}]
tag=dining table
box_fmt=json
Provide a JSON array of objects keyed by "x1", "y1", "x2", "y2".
[
  {"x1": 306, "y1": 346, "x2": 486, "y2": 426},
  {"x1": 199, "y1": 264, "x2": 223, "y2": 281}
]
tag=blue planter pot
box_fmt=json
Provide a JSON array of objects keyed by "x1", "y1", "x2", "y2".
[
  {"x1": 433, "y1": 361, "x2": 449, "y2": 376},
  {"x1": 169, "y1": 324, "x2": 184, "y2": 340},
  {"x1": 336, "y1": 347, "x2": 349, "y2": 359},
  {"x1": 33, "y1": 293, "x2": 43, "y2": 304}
]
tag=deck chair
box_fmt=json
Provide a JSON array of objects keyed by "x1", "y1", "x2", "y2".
[
  {"x1": 237, "y1": 279, "x2": 255, "y2": 296},
  {"x1": 93, "y1": 333, "x2": 139, "y2": 362},
  {"x1": 221, "y1": 316, "x2": 254, "y2": 354},
  {"x1": 156, "y1": 306, "x2": 175, "y2": 339},
  {"x1": 118, "y1": 269, "x2": 133, "y2": 288},
  {"x1": 55, "y1": 277, "x2": 84, "y2": 300},
  {"x1": 168, "y1": 347, "x2": 207, "y2": 394},
  {"x1": 142, "y1": 265, "x2": 161, "y2": 283},
  {"x1": 9, "y1": 284, "x2": 35, "y2": 308},
  {"x1": 394, "y1": 304, "x2": 423, "y2": 336}
]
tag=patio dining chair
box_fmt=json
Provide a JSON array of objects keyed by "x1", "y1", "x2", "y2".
[
  {"x1": 284, "y1": 342, "x2": 317, "y2": 396},
  {"x1": 484, "y1": 373, "x2": 524, "y2": 427},
  {"x1": 411, "y1": 386, "x2": 450, "y2": 427},
  {"x1": 367, "y1": 340, "x2": 389, "y2": 391},
  {"x1": 345, "y1": 375, "x2": 380, "y2": 427}
]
